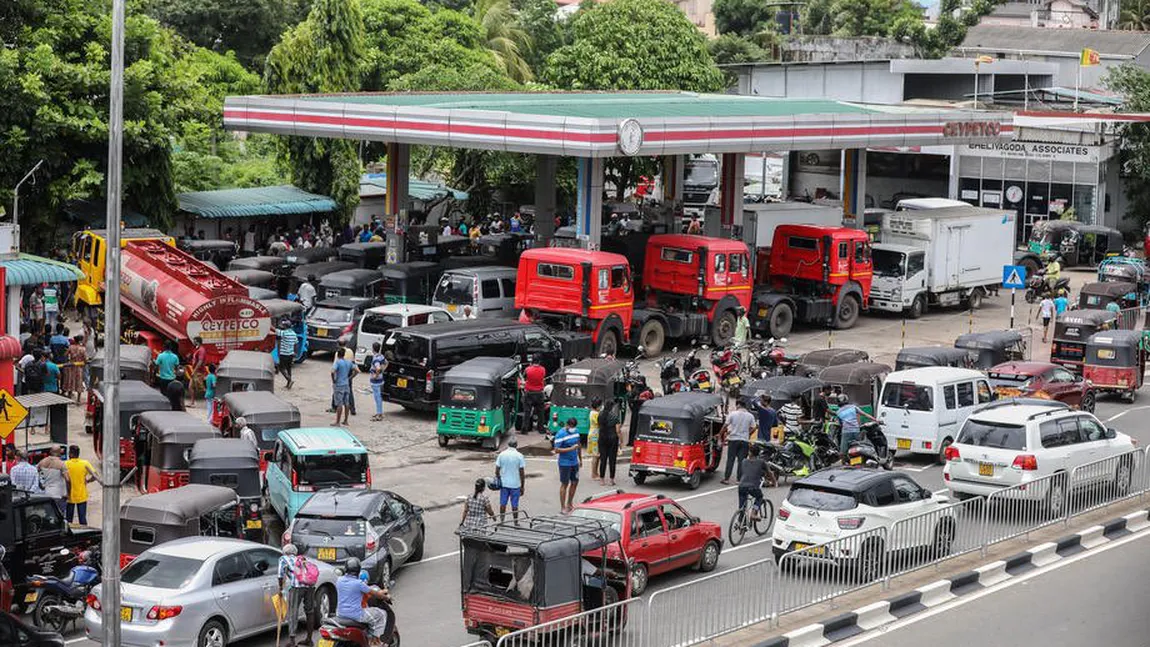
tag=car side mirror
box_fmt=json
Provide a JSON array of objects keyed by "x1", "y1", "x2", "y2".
[
  {"x1": 412, "y1": 505, "x2": 424, "y2": 516},
  {"x1": 1106, "y1": 427, "x2": 1117, "y2": 439}
]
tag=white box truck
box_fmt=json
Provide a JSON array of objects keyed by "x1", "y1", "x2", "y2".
[
  {"x1": 743, "y1": 202, "x2": 842, "y2": 249},
  {"x1": 869, "y1": 206, "x2": 1014, "y2": 318}
]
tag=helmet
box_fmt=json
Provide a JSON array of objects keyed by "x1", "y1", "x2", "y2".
[{"x1": 345, "y1": 557, "x2": 361, "y2": 575}]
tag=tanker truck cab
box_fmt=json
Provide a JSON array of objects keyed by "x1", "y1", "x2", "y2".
[
  {"x1": 632, "y1": 234, "x2": 751, "y2": 355},
  {"x1": 71, "y1": 228, "x2": 174, "y2": 309},
  {"x1": 515, "y1": 248, "x2": 633, "y2": 357}
]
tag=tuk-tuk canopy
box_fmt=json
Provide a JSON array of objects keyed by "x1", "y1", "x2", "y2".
[
  {"x1": 228, "y1": 255, "x2": 287, "y2": 273},
  {"x1": 319, "y1": 268, "x2": 384, "y2": 290},
  {"x1": 222, "y1": 390, "x2": 300, "y2": 425},
  {"x1": 1085, "y1": 329, "x2": 1143, "y2": 363},
  {"x1": 1099, "y1": 257, "x2": 1146, "y2": 283},
  {"x1": 223, "y1": 268, "x2": 276, "y2": 287},
  {"x1": 1056, "y1": 309, "x2": 1117, "y2": 331},
  {"x1": 895, "y1": 346, "x2": 972, "y2": 370},
  {"x1": 180, "y1": 239, "x2": 237, "y2": 254},
  {"x1": 119, "y1": 483, "x2": 239, "y2": 525},
  {"x1": 1032, "y1": 220, "x2": 1078, "y2": 238},
  {"x1": 818, "y1": 362, "x2": 891, "y2": 386},
  {"x1": 91, "y1": 344, "x2": 152, "y2": 384},
  {"x1": 459, "y1": 514, "x2": 621, "y2": 557},
  {"x1": 380, "y1": 261, "x2": 442, "y2": 279},
  {"x1": 443, "y1": 357, "x2": 519, "y2": 387},
  {"x1": 742, "y1": 376, "x2": 823, "y2": 405},
  {"x1": 284, "y1": 247, "x2": 338, "y2": 266},
  {"x1": 262, "y1": 298, "x2": 305, "y2": 321},
  {"x1": 954, "y1": 330, "x2": 1024, "y2": 351},
  {"x1": 217, "y1": 350, "x2": 276, "y2": 383},
  {"x1": 290, "y1": 260, "x2": 356, "y2": 282},
  {"x1": 639, "y1": 391, "x2": 723, "y2": 421},
  {"x1": 338, "y1": 242, "x2": 388, "y2": 259},
  {"x1": 188, "y1": 438, "x2": 260, "y2": 471},
  {"x1": 550, "y1": 358, "x2": 625, "y2": 407},
  {"x1": 139, "y1": 411, "x2": 220, "y2": 445},
  {"x1": 1080, "y1": 280, "x2": 1136, "y2": 299},
  {"x1": 1074, "y1": 224, "x2": 1122, "y2": 242},
  {"x1": 98, "y1": 379, "x2": 170, "y2": 410},
  {"x1": 796, "y1": 348, "x2": 869, "y2": 376}
]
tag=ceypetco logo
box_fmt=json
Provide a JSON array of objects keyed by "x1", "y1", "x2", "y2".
[
  {"x1": 239, "y1": 308, "x2": 254, "y2": 318},
  {"x1": 942, "y1": 121, "x2": 1002, "y2": 138}
]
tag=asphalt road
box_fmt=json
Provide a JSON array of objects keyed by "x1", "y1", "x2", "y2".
[{"x1": 835, "y1": 525, "x2": 1150, "y2": 647}]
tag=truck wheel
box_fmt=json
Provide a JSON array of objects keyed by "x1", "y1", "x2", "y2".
[
  {"x1": 638, "y1": 320, "x2": 665, "y2": 356},
  {"x1": 835, "y1": 295, "x2": 860, "y2": 329},
  {"x1": 967, "y1": 288, "x2": 985, "y2": 310},
  {"x1": 908, "y1": 295, "x2": 925, "y2": 320},
  {"x1": 768, "y1": 303, "x2": 794, "y2": 338},
  {"x1": 712, "y1": 310, "x2": 737, "y2": 346},
  {"x1": 596, "y1": 328, "x2": 619, "y2": 357}
]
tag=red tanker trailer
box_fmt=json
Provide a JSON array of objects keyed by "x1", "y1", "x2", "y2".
[{"x1": 120, "y1": 239, "x2": 273, "y2": 363}]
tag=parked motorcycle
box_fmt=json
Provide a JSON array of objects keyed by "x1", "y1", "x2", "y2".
[
  {"x1": 657, "y1": 353, "x2": 689, "y2": 394},
  {"x1": 843, "y1": 421, "x2": 894, "y2": 470},
  {"x1": 753, "y1": 337, "x2": 798, "y2": 378},
  {"x1": 26, "y1": 548, "x2": 100, "y2": 633},
  {"x1": 710, "y1": 345, "x2": 743, "y2": 390}
]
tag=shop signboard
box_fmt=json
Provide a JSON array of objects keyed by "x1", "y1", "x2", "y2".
[{"x1": 959, "y1": 142, "x2": 1102, "y2": 163}]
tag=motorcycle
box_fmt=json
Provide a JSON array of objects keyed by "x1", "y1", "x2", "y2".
[
  {"x1": 657, "y1": 354, "x2": 689, "y2": 394},
  {"x1": 319, "y1": 585, "x2": 400, "y2": 647},
  {"x1": 754, "y1": 337, "x2": 797, "y2": 378},
  {"x1": 26, "y1": 548, "x2": 101, "y2": 633},
  {"x1": 843, "y1": 421, "x2": 894, "y2": 470},
  {"x1": 710, "y1": 345, "x2": 743, "y2": 391},
  {"x1": 1024, "y1": 272, "x2": 1071, "y2": 304}
]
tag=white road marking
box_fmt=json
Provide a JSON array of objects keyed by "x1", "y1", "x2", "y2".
[
  {"x1": 1106, "y1": 405, "x2": 1150, "y2": 422},
  {"x1": 65, "y1": 639, "x2": 88, "y2": 645},
  {"x1": 724, "y1": 535, "x2": 774, "y2": 554},
  {"x1": 679, "y1": 484, "x2": 738, "y2": 501},
  {"x1": 408, "y1": 549, "x2": 460, "y2": 565}
]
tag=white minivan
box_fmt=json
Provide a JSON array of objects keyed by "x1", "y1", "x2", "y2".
[{"x1": 878, "y1": 367, "x2": 994, "y2": 463}]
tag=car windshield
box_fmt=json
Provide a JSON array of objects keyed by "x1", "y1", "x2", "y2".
[
  {"x1": 121, "y1": 555, "x2": 203, "y2": 589},
  {"x1": 293, "y1": 516, "x2": 366, "y2": 538},
  {"x1": 296, "y1": 453, "x2": 368, "y2": 487},
  {"x1": 434, "y1": 274, "x2": 475, "y2": 305},
  {"x1": 881, "y1": 382, "x2": 933, "y2": 411},
  {"x1": 310, "y1": 307, "x2": 354, "y2": 324},
  {"x1": 871, "y1": 249, "x2": 904, "y2": 278},
  {"x1": 787, "y1": 485, "x2": 857, "y2": 511},
  {"x1": 957, "y1": 420, "x2": 1027, "y2": 450},
  {"x1": 570, "y1": 508, "x2": 623, "y2": 534},
  {"x1": 361, "y1": 313, "x2": 403, "y2": 336}
]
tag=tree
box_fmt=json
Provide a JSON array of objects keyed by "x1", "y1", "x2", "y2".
[
  {"x1": 1120, "y1": 0, "x2": 1150, "y2": 29},
  {"x1": 708, "y1": 34, "x2": 774, "y2": 66},
  {"x1": 473, "y1": 0, "x2": 535, "y2": 83},
  {"x1": 799, "y1": 0, "x2": 923, "y2": 38},
  {"x1": 143, "y1": 0, "x2": 312, "y2": 69},
  {"x1": 1107, "y1": 65, "x2": 1150, "y2": 230},
  {"x1": 512, "y1": 0, "x2": 565, "y2": 76},
  {"x1": 713, "y1": 0, "x2": 776, "y2": 36},
  {"x1": 265, "y1": 0, "x2": 367, "y2": 220}
]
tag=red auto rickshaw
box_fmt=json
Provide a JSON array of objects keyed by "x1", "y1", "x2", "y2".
[
  {"x1": 1083, "y1": 330, "x2": 1146, "y2": 403},
  {"x1": 88, "y1": 380, "x2": 172, "y2": 480},
  {"x1": 630, "y1": 391, "x2": 724, "y2": 490},
  {"x1": 136, "y1": 411, "x2": 220, "y2": 493},
  {"x1": 214, "y1": 390, "x2": 300, "y2": 473}
]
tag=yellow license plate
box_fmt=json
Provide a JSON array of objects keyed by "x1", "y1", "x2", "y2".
[
  {"x1": 728, "y1": 375, "x2": 742, "y2": 385},
  {"x1": 315, "y1": 328, "x2": 329, "y2": 337},
  {"x1": 897, "y1": 438, "x2": 912, "y2": 450},
  {"x1": 396, "y1": 377, "x2": 408, "y2": 388},
  {"x1": 245, "y1": 519, "x2": 263, "y2": 529},
  {"x1": 698, "y1": 381, "x2": 711, "y2": 389},
  {"x1": 793, "y1": 543, "x2": 825, "y2": 555},
  {"x1": 447, "y1": 304, "x2": 458, "y2": 313},
  {"x1": 673, "y1": 459, "x2": 686, "y2": 468},
  {"x1": 758, "y1": 307, "x2": 767, "y2": 317},
  {"x1": 317, "y1": 547, "x2": 337, "y2": 561},
  {"x1": 121, "y1": 607, "x2": 132, "y2": 622},
  {"x1": 478, "y1": 425, "x2": 489, "y2": 433},
  {"x1": 318, "y1": 640, "x2": 334, "y2": 647},
  {"x1": 849, "y1": 456, "x2": 864, "y2": 465},
  {"x1": 24, "y1": 591, "x2": 38, "y2": 603},
  {"x1": 979, "y1": 462, "x2": 994, "y2": 477},
  {"x1": 997, "y1": 388, "x2": 1021, "y2": 398}
]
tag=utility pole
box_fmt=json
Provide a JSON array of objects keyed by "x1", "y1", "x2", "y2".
[
  {"x1": 100, "y1": 0, "x2": 126, "y2": 643},
  {"x1": 12, "y1": 159, "x2": 44, "y2": 232}
]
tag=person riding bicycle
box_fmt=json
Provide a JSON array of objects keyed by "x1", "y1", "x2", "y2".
[
  {"x1": 737, "y1": 443, "x2": 771, "y2": 517},
  {"x1": 335, "y1": 557, "x2": 395, "y2": 646}
]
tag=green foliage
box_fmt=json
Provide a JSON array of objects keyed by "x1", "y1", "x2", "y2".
[
  {"x1": 143, "y1": 0, "x2": 311, "y2": 69},
  {"x1": 1107, "y1": 65, "x2": 1150, "y2": 229},
  {"x1": 799, "y1": 0, "x2": 923, "y2": 38},
  {"x1": 473, "y1": 0, "x2": 535, "y2": 83},
  {"x1": 713, "y1": 0, "x2": 777, "y2": 36},
  {"x1": 708, "y1": 34, "x2": 774, "y2": 66},
  {"x1": 512, "y1": 0, "x2": 565, "y2": 76},
  {"x1": 1120, "y1": 0, "x2": 1150, "y2": 29},
  {"x1": 172, "y1": 131, "x2": 286, "y2": 194}
]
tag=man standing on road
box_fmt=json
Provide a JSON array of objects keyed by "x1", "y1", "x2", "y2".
[
  {"x1": 720, "y1": 399, "x2": 756, "y2": 484},
  {"x1": 554, "y1": 418, "x2": 582, "y2": 514},
  {"x1": 37, "y1": 446, "x2": 69, "y2": 515},
  {"x1": 332, "y1": 349, "x2": 355, "y2": 426},
  {"x1": 733, "y1": 307, "x2": 750, "y2": 365},
  {"x1": 64, "y1": 445, "x2": 101, "y2": 525},
  {"x1": 836, "y1": 393, "x2": 877, "y2": 455},
  {"x1": 522, "y1": 355, "x2": 546, "y2": 434},
  {"x1": 1054, "y1": 290, "x2": 1069, "y2": 316},
  {"x1": 154, "y1": 341, "x2": 181, "y2": 393},
  {"x1": 1037, "y1": 296, "x2": 1055, "y2": 343},
  {"x1": 277, "y1": 543, "x2": 317, "y2": 647},
  {"x1": 494, "y1": 437, "x2": 526, "y2": 522},
  {"x1": 276, "y1": 319, "x2": 299, "y2": 389},
  {"x1": 9, "y1": 450, "x2": 40, "y2": 493},
  {"x1": 188, "y1": 336, "x2": 208, "y2": 405},
  {"x1": 756, "y1": 395, "x2": 778, "y2": 444},
  {"x1": 298, "y1": 275, "x2": 318, "y2": 314},
  {"x1": 779, "y1": 393, "x2": 805, "y2": 438}
]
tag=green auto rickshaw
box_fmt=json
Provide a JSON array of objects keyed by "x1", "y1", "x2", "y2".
[
  {"x1": 546, "y1": 358, "x2": 627, "y2": 436},
  {"x1": 437, "y1": 357, "x2": 521, "y2": 450}
]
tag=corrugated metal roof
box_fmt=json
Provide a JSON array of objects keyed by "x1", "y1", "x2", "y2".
[
  {"x1": 360, "y1": 174, "x2": 469, "y2": 201},
  {"x1": 16, "y1": 392, "x2": 74, "y2": 409},
  {"x1": 961, "y1": 25, "x2": 1150, "y2": 57},
  {"x1": 0, "y1": 254, "x2": 83, "y2": 286},
  {"x1": 177, "y1": 185, "x2": 337, "y2": 219}
]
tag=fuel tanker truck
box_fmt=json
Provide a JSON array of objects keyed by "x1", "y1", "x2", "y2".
[{"x1": 71, "y1": 230, "x2": 273, "y2": 362}]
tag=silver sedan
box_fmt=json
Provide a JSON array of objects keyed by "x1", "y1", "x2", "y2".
[{"x1": 84, "y1": 537, "x2": 337, "y2": 647}]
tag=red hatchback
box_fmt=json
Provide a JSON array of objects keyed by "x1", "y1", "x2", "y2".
[
  {"x1": 987, "y1": 361, "x2": 1096, "y2": 411},
  {"x1": 572, "y1": 491, "x2": 723, "y2": 595}
]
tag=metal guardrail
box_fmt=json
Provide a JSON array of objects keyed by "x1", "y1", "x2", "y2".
[
  {"x1": 494, "y1": 597, "x2": 647, "y2": 647},
  {"x1": 775, "y1": 527, "x2": 888, "y2": 615},
  {"x1": 884, "y1": 495, "x2": 984, "y2": 582},
  {"x1": 646, "y1": 556, "x2": 776, "y2": 646}
]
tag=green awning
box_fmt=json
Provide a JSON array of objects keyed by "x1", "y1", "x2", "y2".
[
  {"x1": 177, "y1": 185, "x2": 337, "y2": 219},
  {"x1": 0, "y1": 254, "x2": 83, "y2": 286},
  {"x1": 361, "y1": 174, "x2": 468, "y2": 202}
]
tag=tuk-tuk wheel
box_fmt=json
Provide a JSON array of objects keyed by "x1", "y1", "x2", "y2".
[
  {"x1": 685, "y1": 471, "x2": 702, "y2": 490},
  {"x1": 631, "y1": 473, "x2": 647, "y2": 486},
  {"x1": 437, "y1": 435, "x2": 450, "y2": 448}
]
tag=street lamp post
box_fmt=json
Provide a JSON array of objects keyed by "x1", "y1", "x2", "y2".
[{"x1": 12, "y1": 159, "x2": 44, "y2": 233}]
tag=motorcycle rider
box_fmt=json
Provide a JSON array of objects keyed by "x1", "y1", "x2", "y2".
[
  {"x1": 335, "y1": 557, "x2": 395, "y2": 646},
  {"x1": 1044, "y1": 253, "x2": 1062, "y2": 292},
  {"x1": 836, "y1": 393, "x2": 878, "y2": 455}
]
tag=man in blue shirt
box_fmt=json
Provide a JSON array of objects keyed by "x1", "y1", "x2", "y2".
[
  {"x1": 835, "y1": 393, "x2": 877, "y2": 454},
  {"x1": 334, "y1": 558, "x2": 394, "y2": 644},
  {"x1": 756, "y1": 395, "x2": 778, "y2": 442},
  {"x1": 331, "y1": 348, "x2": 356, "y2": 426},
  {"x1": 495, "y1": 437, "x2": 526, "y2": 522},
  {"x1": 48, "y1": 325, "x2": 69, "y2": 363},
  {"x1": 276, "y1": 319, "x2": 299, "y2": 389},
  {"x1": 154, "y1": 341, "x2": 181, "y2": 392},
  {"x1": 554, "y1": 418, "x2": 582, "y2": 514}
]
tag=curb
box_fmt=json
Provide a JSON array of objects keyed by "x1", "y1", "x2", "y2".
[{"x1": 751, "y1": 508, "x2": 1150, "y2": 647}]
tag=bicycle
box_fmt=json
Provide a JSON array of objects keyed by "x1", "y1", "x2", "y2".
[{"x1": 728, "y1": 482, "x2": 775, "y2": 546}]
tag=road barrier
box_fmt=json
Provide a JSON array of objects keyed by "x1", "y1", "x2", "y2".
[
  {"x1": 645, "y1": 556, "x2": 776, "y2": 646},
  {"x1": 884, "y1": 495, "x2": 984, "y2": 582},
  {"x1": 774, "y1": 527, "x2": 888, "y2": 615},
  {"x1": 494, "y1": 597, "x2": 648, "y2": 647}
]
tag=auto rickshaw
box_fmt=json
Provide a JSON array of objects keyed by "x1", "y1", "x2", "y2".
[
  {"x1": 87, "y1": 343, "x2": 151, "y2": 388},
  {"x1": 87, "y1": 380, "x2": 172, "y2": 479},
  {"x1": 1098, "y1": 257, "x2": 1147, "y2": 287},
  {"x1": 319, "y1": 268, "x2": 384, "y2": 300},
  {"x1": 178, "y1": 239, "x2": 238, "y2": 269},
  {"x1": 436, "y1": 357, "x2": 521, "y2": 450},
  {"x1": 283, "y1": 246, "x2": 338, "y2": 268},
  {"x1": 118, "y1": 484, "x2": 242, "y2": 568},
  {"x1": 1063, "y1": 224, "x2": 1124, "y2": 266},
  {"x1": 214, "y1": 390, "x2": 301, "y2": 471},
  {"x1": 1051, "y1": 309, "x2": 1117, "y2": 372},
  {"x1": 894, "y1": 346, "x2": 973, "y2": 371},
  {"x1": 458, "y1": 515, "x2": 630, "y2": 645},
  {"x1": 546, "y1": 358, "x2": 627, "y2": 436},
  {"x1": 1083, "y1": 330, "x2": 1146, "y2": 403},
  {"x1": 794, "y1": 348, "x2": 869, "y2": 378},
  {"x1": 630, "y1": 391, "x2": 724, "y2": 489},
  {"x1": 136, "y1": 411, "x2": 221, "y2": 493},
  {"x1": 954, "y1": 330, "x2": 1028, "y2": 370},
  {"x1": 476, "y1": 232, "x2": 535, "y2": 267},
  {"x1": 214, "y1": 349, "x2": 276, "y2": 405},
  {"x1": 741, "y1": 375, "x2": 824, "y2": 410},
  {"x1": 187, "y1": 438, "x2": 264, "y2": 541},
  {"x1": 1028, "y1": 219, "x2": 1079, "y2": 258},
  {"x1": 818, "y1": 362, "x2": 891, "y2": 415},
  {"x1": 264, "y1": 298, "x2": 309, "y2": 363},
  {"x1": 1079, "y1": 280, "x2": 1142, "y2": 315},
  {"x1": 379, "y1": 261, "x2": 443, "y2": 304},
  {"x1": 287, "y1": 260, "x2": 356, "y2": 296},
  {"x1": 223, "y1": 268, "x2": 277, "y2": 290},
  {"x1": 228, "y1": 255, "x2": 288, "y2": 274},
  {"x1": 338, "y1": 241, "x2": 388, "y2": 269}
]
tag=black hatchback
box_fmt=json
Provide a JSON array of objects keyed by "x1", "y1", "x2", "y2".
[
  {"x1": 306, "y1": 296, "x2": 378, "y2": 354},
  {"x1": 285, "y1": 489, "x2": 425, "y2": 586}
]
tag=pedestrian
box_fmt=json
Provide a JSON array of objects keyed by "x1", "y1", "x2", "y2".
[
  {"x1": 369, "y1": 342, "x2": 387, "y2": 421},
  {"x1": 588, "y1": 397, "x2": 602, "y2": 485},
  {"x1": 554, "y1": 417, "x2": 582, "y2": 514},
  {"x1": 1037, "y1": 296, "x2": 1055, "y2": 343},
  {"x1": 37, "y1": 446, "x2": 69, "y2": 515},
  {"x1": 733, "y1": 306, "x2": 750, "y2": 365},
  {"x1": 277, "y1": 543, "x2": 317, "y2": 647},
  {"x1": 598, "y1": 399, "x2": 621, "y2": 485},
  {"x1": 243, "y1": 225, "x2": 257, "y2": 257},
  {"x1": 43, "y1": 353, "x2": 60, "y2": 394},
  {"x1": 49, "y1": 324, "x2": 69, "y2": 364},
  {"x1": 164, "y1": 378, "x2": 186, "y2": 412},
  {"x1": 331, "y1": 348, "x2": 355, "y2": 426},
  {"x1": 63, "y1": 336, "x2": 86, "y2": 403},
  {"x1": 276, "y1": 320, "x2": 298, "y2": 389},
  {"x1": 720, "y1": 399, "x2": 756, "y2": 484},
  {"x1": 811, "y1": 386, "x2": 832, "y2": 426},
  {"x1": 154, "y1": 340, "x2": 181, "y2": 392},
  {"x1": 521, "y1": 355, "x2": 546, "y2": 433},
  {"x1": 509, "y1": 212, "x2": 522, "y2": 233},
  {"x1": 82, "y1": 321, "x2": 97, "y2": 389},
  {"x1": 329, "y1": 340, "x2": 357, "y2": 416},
  {"x1": 459, "y1": 478, "x2": 495, "y2": 531},
  {"x1": 235, "y1": 416, "x2": 258, "y2": 447},
  {"x1": 64, "y1": 445, "x2": 100, "y2": 525},
  {"x1": 835, "y1": 393, "x2": 877, "y2": 455},
  {"x1": 779, "y1": 393, "x2": 805, "y2": 438},
  {"x1": 686, "y1": 215, "x2": 702, "y2": 235},
  {"x1": 43, "y1": 285, "x2": 60, "y2": 334},
  {"x1": 1054, "y1": 289, "x2": 1069, "y2": 316},
  {"x1": 20, "y1": 350, "x2": 44, "y2": 395},
  {"x1": 494, "y1": 437, "x2": 526, "y2": 522},
  {"x1": 29, "y1": 286, "x2": 45, "y2": 335},
  {"x1": 9, "y1": 449, "x2": 41, "y2": 493},
  {"x1": 188, "y1": 336, "x2": 208, "y2": 405},
  {"x1": 756, "y1": 395, "x2": 779, "y2": 444},
  {"x1": 203, "y1": 364, "x2": 217, "y2": 418},
  {"x1": 1106, "y1": 298, "x2": 1121, "y2": 314}
]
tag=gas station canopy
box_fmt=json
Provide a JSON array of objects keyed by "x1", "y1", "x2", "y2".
[{"x1": 223, "y1": 91, "x2": 1015, "y2": 156}]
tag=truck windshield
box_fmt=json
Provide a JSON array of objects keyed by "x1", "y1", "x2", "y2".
[
  {"x1": 871, "y1": 249, "x2": 905, "y2": 278},
  {"x1": 685, "y1": 162, "x2": 718, "y2": 186},
  {"x1": 434, "y1": 274, "x2": 475, "y2": 305}
]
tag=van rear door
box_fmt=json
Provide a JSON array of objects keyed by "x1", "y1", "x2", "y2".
[{"x1": 879, "y1": 380, "x2": 940, "y2": 453}]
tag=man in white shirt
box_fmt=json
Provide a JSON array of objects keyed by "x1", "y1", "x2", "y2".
[
  {"x1": 243, "y1": 225, "x2": 256, "y2": 255},
  {"x1": 298, "y1": 276, "x2": 317, "y2": 313}
]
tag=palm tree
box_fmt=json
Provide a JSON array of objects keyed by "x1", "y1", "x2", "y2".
[
  {"x1": 1120, "y1": 0, "x2": 1150, "y2": 30},
  {"x1": 473, "y1": 0, "x2": 534, "y2": 83}
]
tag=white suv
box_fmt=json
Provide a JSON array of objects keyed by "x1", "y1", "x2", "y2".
[{"x1": 944, "y1": 400, "x2": 1136, "y2": 503}]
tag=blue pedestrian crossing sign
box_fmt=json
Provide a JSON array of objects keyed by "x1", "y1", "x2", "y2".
[{"x1": 1002, "y1": 265, "x2": 1027, "y2": 289}]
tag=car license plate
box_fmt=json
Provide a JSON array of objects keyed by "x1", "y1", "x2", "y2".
[
  {"x1": 673, "y1": 459, "x2": 686, "y2": 469},
  {"x1": 728, "y1": 375, "x2": 742, "y2": 385},
  {"x1": 121, "y1": 606, "x2": 132, "y2": 622},
  {"x1": 24, "y1": 591, "x2": 38, "y2": 604},
  {"x1": 979, "y1": 462, "x2": 994, "y2": 477},
  {"x1": 793, "y1": 543, "x2": 825, "y2": 556},
  {"x1": 396, "y1": 377, "x2": 408, "y2": 388},
  {"x1": 997, "y1": 388, "x2": 1021, "y2": 398},
  {"x1": 245, "y1": 519, "x2": 263, "y2": 529},
  {"x1": 897, "y1": 438, "x2": 912, "y2": 450},
  {"x1": 447, "y1": 304, "x2": 458, "y2": 313},
  {"x1": 478, "y1": 425, "x2": 489, "y2": 434},
  {"x1": 698, "y1": 381, "x2": 711, "y2": 390},
  {"x1": 316, "y1": 328, "x2": 329, "y2": 337},
  {"x1": 317, "y1": 640, "x2": 334, "y2": 647},
  {"x1": 849, "y1": 455, "x2": 864, "y2": 465},
  {"x1": 758, "y1": 307, "x2": 767, "y2": 317},
  {"x1": 318, "y1": 547, "x2": 337, "y2": 562}
]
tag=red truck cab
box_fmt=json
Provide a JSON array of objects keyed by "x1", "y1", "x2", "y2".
[
  {"x1": 751, "y1": 225, "x2": 873, "y2": 338},
  {"x1": 515, "y1": 247, "x2": 633, "y2": 356}
]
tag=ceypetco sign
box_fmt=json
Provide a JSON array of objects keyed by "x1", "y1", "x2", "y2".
[{"x1": 942, "y1": 121, "x2": 1003, "y2": 138}]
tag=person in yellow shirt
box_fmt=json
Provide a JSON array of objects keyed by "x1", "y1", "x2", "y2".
[
  {"x1": 588, "y1": 397, "x2": 602, "y2": 485},
  {"x1": 64, "y1": 445, "x2": 101, "y2": 525}
]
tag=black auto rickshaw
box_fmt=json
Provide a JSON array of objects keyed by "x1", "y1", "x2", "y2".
[
  {"x1": 288, "y1": 260, "x2": 356, "y2": 295},
  {"x1": 223, "y1": 268, "x2": 277, "y2": 290},
  {"x1": 283, "y1": 246, "x2": 338, "y2": 268},
  {"x1": 437, "y1": 357, "x2": 521, "y2": 450},
  {"x1": 338, "y1": 241, "x2": 388, "y2": 269},
  {"x1": 1083, "y1": 330, "x2": 1146, "y2": 403},
  {"x1": 1063, "y1": 224, "x2": 1124, "y2": 266},
  {"x1": 379, "y1": 261, "x2": 443, "y2": 305},
  {"x1": 630, "y1": 391, "x2": 724, "y2": 489},
  {"x1": 319, "y1": 268, "x2": 384, "y2": 300},
  {"x1": 458, "y1": 515, "x2": 630, "y2": 646},
  {"x1": 894, "y1": 346, "x2": 974, "y2": 371},
  {"x1": 1028, "y1": 219, "x2": 1079, "y2": 258},
  {"x1": 118, "y1": 484, "x2": 241, "y2": 568},
  {"x1": 136, "y1": 411, "x2": 221, "y2": 493},
  {"x1": 215, "y1": 350, "x2": 276, "y2": 395},
  {"x1": 88, "y1": 343, "x2": 152, "y2": 388},
  {"x1": 954, "y1": 330, "x2": 1028, "y2": 370},
  {"x1": 441, "y1": 254, "x2": 500, "y2": 271},
  {"x1": 188, "y1": 438, "x2": 264, "y2": 541},
  {"x1": 178, "y1": 239, "x2": 238, "y2": 269},
  {"x1": 1051, "y1": 309, "x2": 1117, "y2": 372},
  {"x1": 1099, "y1": 257, "x2": 1147, "y2": 285},
  {"x1": 1079, "y1": 281, "x2": 1140, "y2": 317},
  {"x1": 740, "y1": 375, "x2": 824, "y2": 439},
  {"x1": 545, "y1": 358, "x2": 627, "y2": 436},
  {"x1": 794, "y1": 348, "x2": 869, "y2": 378},
  {"x1": 818, "y1": 362, "x2": 890, "y2": 416},
  {"x1": 214, "y1": 390, "x2": 301, "y2": 471},
  {"x1": 228, "y1": 255, "x2": 288, "y2": 274},
  {"x1": 476, "y1": 232, "x2": 535, "y2": 267},
  {"x1": 88, "y1": 380, "x2": 172, "y2": 479}
]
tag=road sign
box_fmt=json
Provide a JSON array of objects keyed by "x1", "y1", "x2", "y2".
[
  {"x1": 1002, "y1": 265, "x2": 1027, "y2": 289},
  {"x1": 0, "y1": 389, "x2": 28, "y2": 440}
]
